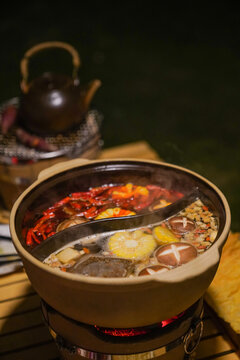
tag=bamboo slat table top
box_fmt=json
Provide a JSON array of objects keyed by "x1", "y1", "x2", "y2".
[{"x1": 0, "y1": 141, "x2": 239, "y2": 360}]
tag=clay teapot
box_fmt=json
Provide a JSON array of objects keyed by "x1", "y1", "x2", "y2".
[{"x1": 18, "y1": 41, "x2": 101, "y2": 135}]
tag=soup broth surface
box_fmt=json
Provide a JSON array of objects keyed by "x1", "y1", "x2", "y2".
[
  {"x1": 23, "y1": 183, "x2": 183, "y2": 246},
  {"x1": 44, "y1": 199, "x2": 219, "y2": 278}
]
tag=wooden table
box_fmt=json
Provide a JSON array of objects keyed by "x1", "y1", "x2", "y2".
[{"x1": 0, "y1": 141, "x2": 239, "y2": 360}]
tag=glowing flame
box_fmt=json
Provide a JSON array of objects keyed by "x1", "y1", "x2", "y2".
[{"x1": 94, "y1": 312, "x2": 185, "y2": 337}]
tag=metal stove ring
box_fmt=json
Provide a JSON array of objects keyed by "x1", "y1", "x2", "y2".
[
  {"x1": 183, "y1": 310, "x2": 204, "y2": 355},
  {"x1": 49, "y1": 318, "x2": 203, "y2": 360}
]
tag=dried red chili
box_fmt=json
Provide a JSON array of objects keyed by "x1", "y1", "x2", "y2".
[{"x1": 24, "y1": 183, "x2": 183, "y2": 247}]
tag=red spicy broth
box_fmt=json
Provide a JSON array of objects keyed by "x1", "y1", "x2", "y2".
[{"x1": 23, "y1": 183, "x2": 183, "y2": 247}]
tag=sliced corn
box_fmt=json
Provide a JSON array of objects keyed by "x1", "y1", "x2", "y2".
[
  {"x1": 153, "y1": 225, "x2": 178, "y2": 245},
  {"x1": 108, "y1": 230, "x2": 156, "y2": 259}
]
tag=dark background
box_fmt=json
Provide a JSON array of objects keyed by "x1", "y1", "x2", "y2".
[{"x1": 0, "y1": 1, "x2": 239, "y2": 230}]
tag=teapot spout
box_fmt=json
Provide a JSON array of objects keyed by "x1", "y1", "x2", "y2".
[{"x1": 80, "y1": 79, "x2": 101, "y2": 113}]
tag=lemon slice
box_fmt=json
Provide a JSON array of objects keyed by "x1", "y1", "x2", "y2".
[
  {"x1": 108, "y1": 230, "x2": 156, "y2": 259},
  {"x1": 153, "y1": 225, "x2": 178, "y2": 245}
]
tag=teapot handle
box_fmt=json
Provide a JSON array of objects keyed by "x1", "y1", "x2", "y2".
[{"x1": 20, "y1": 41, "x2": 81, "y2": 93}]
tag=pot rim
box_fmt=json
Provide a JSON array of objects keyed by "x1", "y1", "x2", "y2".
[{"x1": 10, "y1": 158, "x2": 231, "y2": 286}]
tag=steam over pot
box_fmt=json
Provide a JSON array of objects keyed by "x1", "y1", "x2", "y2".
[{"x1": 10, "y1": 159, "x2": 231, "y2": 327}]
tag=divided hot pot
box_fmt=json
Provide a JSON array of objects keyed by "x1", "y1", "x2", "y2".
[{"x1": 10, "y1": 158, "x2": 231, "y2": 328}]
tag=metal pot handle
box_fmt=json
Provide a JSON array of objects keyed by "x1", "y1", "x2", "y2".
[
  {"x1": 20, "y1": 41, "x2": 81, "y2": 93},
  {"x1": 38, "y1": 158, "x2": 91, "y2": 181}
]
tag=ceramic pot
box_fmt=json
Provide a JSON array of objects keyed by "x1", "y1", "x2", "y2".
[{"x1": 10, "y1": 159, "x2": 231, "y2": 327}]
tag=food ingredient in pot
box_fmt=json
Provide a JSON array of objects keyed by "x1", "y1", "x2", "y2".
[
  {"x1": 54, "y1": 247, "x2": 81, "y2": 264},
  {"x1": 73, "y1": 242, "x2": 101, "y2": 254},
  {"x1": 149, "y1": 199, "x2": 172, "y2": 211},
  {"x1": 155, "y1": 242, "x2": 198, "y2": 267},
  {"x1": 44, "y1": 247, "x2": 86, "y2": 269},
  {"x1": 138, "y1": 265, "x2": 169, "y2": 276},
  {"x1": 168, "y1": 216, "x2": 196, "y2": 235},
  {"x1": 95, "y1": 208, "x2": 136, "y2": 219},
  {"x1": 153, "y1": 225, "x2": 179, "y2": 245},
  {"x1": 24, "y1": 183, "x2": 182, "y2": 246},
  {"x1": 56, "y1": 217, "x2": 88, "y2": 232},
  {"x1": 108, "y1": 230, "x2": 156, "y2": 259},
  {"x1": 68, "y1": 256, "x2": 134, "y2": 277},
  {"x1": 43, "y1": 199, "x2": 219, "y2": 278},
  {"x1": 176, "y1": 199, "x2": 218, "y2": 252}
]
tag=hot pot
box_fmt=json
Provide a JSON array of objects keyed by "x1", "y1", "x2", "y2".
[{"x1": 10, "y1": 159, "x2": 231, "y2": 328}]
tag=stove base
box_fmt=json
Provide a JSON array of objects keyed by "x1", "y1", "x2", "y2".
[
  {"x1": 42, "y1": 299, "x2": 203, "y2": 360},
  {"x1": 54, "y1": 338, "x2": 186, "y2": 360}
]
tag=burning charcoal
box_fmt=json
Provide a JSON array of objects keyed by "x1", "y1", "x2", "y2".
[
  {"x1": 138, "y1": 265, "x2": 169, "y2": 276},
  {"x1": 155, "y1": 242, "x2": 198, "y2": 267},
  {"x1": 15, "y1": 127, "x2": 57, "y2": 151},
  {"x1": 68, "y1": 256, "x2": 134, "y2": 278},
  {"x1": 168, "y1": 216, "x2": 196, "y2": 235},
  {"x1": 1, "y1": 105, "x2": 17, "y2": 134}
]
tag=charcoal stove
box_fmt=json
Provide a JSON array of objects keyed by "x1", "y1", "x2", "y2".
[
  {"x1": 41, "y1": 298, "x2": 204, "y2": 360},
  {"x1": 0, "y1": 97, "x2": 103, "y2": 209}
]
